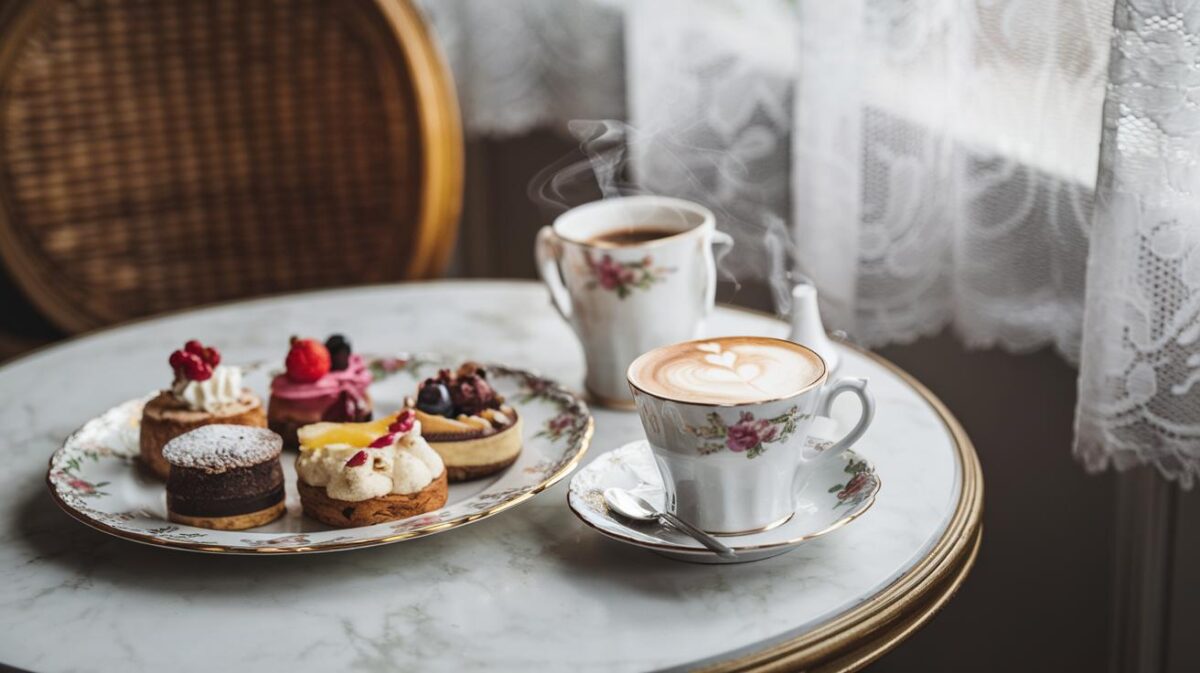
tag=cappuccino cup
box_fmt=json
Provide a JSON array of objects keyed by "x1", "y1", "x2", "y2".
[
  {"x1": 628, "y1": 336, "x2": 875, "y2": 534},
  {"x1": 536, "y1": 196, "x2": 733, "y2": 407}
]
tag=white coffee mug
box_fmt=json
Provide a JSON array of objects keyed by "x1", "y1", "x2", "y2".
[
  {"x1": 536, "y1": 196, "x2": 734, "y2": 407},
  {"x1": 627, "y1": 336, "x2": 875, "y2": 534}
]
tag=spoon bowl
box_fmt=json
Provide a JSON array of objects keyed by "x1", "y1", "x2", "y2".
[
  {"x1": 603, "y1": 487, "x2": 736, "y2": 559},
  {"x1": 603, "y1": 487, "x2": 657, "y2": 521}
]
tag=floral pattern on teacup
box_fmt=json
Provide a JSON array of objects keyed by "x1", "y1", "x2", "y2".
[
  {"x1": 583, "y1": 252, "x2": 674, "y2": 298},
  {"x1": 829, "y1": 456, "x2": 878, "y2": 509},
  {"x1": 685, "y1": 406, "x2": 808, "y2": 459}
]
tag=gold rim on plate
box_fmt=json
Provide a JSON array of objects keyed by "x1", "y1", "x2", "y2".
[{"x1": 45, "y1": 417, "x2": 593, "y2": 554}]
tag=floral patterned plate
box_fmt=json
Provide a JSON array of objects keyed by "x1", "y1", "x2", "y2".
[
  {"x1": 567, "y1": 425, "x2": 878, "y2": 564},
  {"x1": 47, "y1": 355, "x2": 593, "y2": 554}
]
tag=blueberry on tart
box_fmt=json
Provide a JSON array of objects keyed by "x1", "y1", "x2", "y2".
[
  {"x1": 295, "y1": 410, "x2": 448, "y2": 527},
  {"x1": 409, "y1": 363, "x2": 522, "y2": 482},
  {"x1": 163, "y1": 425, "x2": 285, "y2": 530},
  {"x1": 268, "y1": 335, "x2": 374, "y2": 450},
  {"x1": 139, "y1": 340, "x2": 266, "y2": 480}
]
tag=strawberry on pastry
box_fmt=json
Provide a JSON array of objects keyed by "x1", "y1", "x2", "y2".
[{"x1": 268, "y1": 334, "x2": 374, "y2": 450}]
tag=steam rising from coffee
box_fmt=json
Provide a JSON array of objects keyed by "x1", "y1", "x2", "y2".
[{"x1": 527, "y1": 120, "x2": 807, "y2": 317}]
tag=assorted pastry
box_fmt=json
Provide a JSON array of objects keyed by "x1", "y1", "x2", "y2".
[
  {"x1": 268, "y1": 335, "x2": 373, "y2": 450},
  {"x1": 140, "y1": 340, "x2": 266, "y2": 479},
  {"x1": 408, "y1": 363, "x2": 523, "y2": 482},
  {"x1": 131, "y1": 345, "x2": 529, "y2": 531},
  {"x1": 163, "y1": 424, "x2": 286, "y2": 530},
  {"x1": 295, "y1": 410, "x2": 448, "y2": 527}
]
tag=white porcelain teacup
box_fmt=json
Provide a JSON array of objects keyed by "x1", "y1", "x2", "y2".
[
  {"x1": 627, "y1": 336, "x2": 875, "y2": 534},
  {"x1": 536, "y1": 196, "x2": 733, "y2": 407}
]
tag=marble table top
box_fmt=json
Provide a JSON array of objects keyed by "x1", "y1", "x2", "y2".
[{"x1": 0, "y1": 280, "x2": 976, "y2": 672}]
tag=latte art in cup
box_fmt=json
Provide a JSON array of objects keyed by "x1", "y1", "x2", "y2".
[{"x1": 627, "y1": 337, "x2": 826, "y2": 405}]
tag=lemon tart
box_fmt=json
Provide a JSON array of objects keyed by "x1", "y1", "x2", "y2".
[{"x1": 294, "y1": 410, "x2": 447, "y2": 527}]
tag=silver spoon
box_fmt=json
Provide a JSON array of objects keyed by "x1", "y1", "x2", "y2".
[{"x1": 603, "y1": 487, "x2": 737, "y2": 559}]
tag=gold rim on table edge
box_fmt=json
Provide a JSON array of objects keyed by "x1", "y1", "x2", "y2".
[
  {"x1": 816, "y1": 527, "x2": 983, "y2": 673},
  {"x1": 567, "y1": 461, "x2": 881, "y2": 555},
  {"x1": 18, "y1": 284, "x2": 980, "y2": 667},
  {"x1": 44, "y1": 414, "x2": 594, "y2": 555}
]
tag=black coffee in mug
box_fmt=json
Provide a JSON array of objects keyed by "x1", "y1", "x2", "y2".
[{"x1": 585, "y1": 227, "x2": 680, "y2": 246}]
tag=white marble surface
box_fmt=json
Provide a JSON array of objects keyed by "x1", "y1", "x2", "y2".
[{"x1": 0, "y1": 281, "x2": 961, "y2": 672}]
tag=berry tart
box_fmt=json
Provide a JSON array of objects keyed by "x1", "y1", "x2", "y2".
[
  {"x1": 295, "y1": 409, "x2": 448, "y2": 527},
  {"x1": 163, "y1": 425, "x2": 286, "y2": 530},
  {"x1": 408, "y1": 363, "x2": 522, "y2": 482},
  {"x1": 268, "y1": 335, "x2": 373, "y2": 450},
  {"x1": 139, "y1": 340, "x2": 266, "y2": 480}
]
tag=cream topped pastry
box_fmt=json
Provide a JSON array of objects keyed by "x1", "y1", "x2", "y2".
[
  {"x1": 268, "y1": 335, "x2": 374, "y2": 450},
  {"x1": 173, "y1": 363, "x2": 244, "y2": 413},
  {"x1": 296, "y1": 411, "x2": 443, "y2": 500},
  {"x1": 410, "y1": 363, "x2": 523, "y2": 482},
  {"x1": 295, "y1": 410, "x2": 448, "y2": 527},
  {"x1": 139, "y1": 340, "x2": 266, "y2": 480}
]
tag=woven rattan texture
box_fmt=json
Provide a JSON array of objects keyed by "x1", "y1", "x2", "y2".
[{"x1": 0, "y1": 0, "x2": 424, "y2": 327}]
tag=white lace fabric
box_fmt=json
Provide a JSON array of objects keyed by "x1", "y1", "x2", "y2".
[
  {"x1": 415, "y1": 0, "x2": 1200, "y2": 486},
  {"x1": 1075, "y1": 0, "x2": 1200, "y2": 486}
]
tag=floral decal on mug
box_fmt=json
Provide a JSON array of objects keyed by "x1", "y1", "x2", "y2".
[
  {"x1": 584, "y1": 253, "x2": 674, "y2": 299},
  {"x1": 685, "y1": 406, "x2": 807, "y2": 459}
]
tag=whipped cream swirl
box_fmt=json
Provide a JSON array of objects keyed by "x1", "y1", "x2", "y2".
[
  {"x1": 296, "y1": 420, "x2": 444, "y2": 500},
  {"x1": 172, "y1": 365, "x2": 245, "y2": 413}
]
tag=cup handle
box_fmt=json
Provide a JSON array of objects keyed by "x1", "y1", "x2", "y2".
[
  {"x1": 703, "y1": 231, "x2": 735, "y2": 317},
  {"x1": 535, "y1": 226, "x2": 572, "y2": 321},
  {"x1": 816, "y1": 377, "x2": 875, "y2": 457}
]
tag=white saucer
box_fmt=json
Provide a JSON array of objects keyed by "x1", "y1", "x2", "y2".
[{"x1": 567, "y1": 434, "x2": 880, "y2": 564}]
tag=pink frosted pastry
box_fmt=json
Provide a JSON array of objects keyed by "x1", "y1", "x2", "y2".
[{"x1": 268, "y1": 335, "x2": 372, "y2": 449}]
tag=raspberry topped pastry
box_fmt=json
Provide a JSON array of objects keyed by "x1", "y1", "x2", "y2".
[
  {"x1": 408, "y1": 363, "x2": 522, "y2": 482},
  {"x1": 268, "y1": 335, "x2": 373, "y2": 450},
  {"x1": 295, "y1": 410, "x2": 447, "y2": 527},
  {"x1": 139, "y1": 340, "x2": 266, "y2": 479}
]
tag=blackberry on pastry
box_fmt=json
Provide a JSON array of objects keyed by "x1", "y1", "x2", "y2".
[
  {"x1": 409, "y1": 363, "x2": 522, "y2": 482},
  {"x1": 268, "y1": 335, "x2": 374, "y2": 450}
]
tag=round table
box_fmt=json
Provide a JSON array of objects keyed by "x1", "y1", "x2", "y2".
[{"x1": 0, "y1": 280, "x2": 981, "y2": 672}]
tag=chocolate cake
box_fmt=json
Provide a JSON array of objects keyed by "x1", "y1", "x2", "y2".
[{"x1": 163, "y1": 425, "x2": 285, "y2": 530}]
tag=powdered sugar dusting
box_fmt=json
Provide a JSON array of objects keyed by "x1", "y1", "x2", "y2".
[{"x1": 163, "y1": 425, "x2": 282, "y2": 472}]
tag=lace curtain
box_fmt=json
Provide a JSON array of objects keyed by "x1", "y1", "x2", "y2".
[{"x1": 415, "y1": 0, "x2": 1200, "y2": 486}]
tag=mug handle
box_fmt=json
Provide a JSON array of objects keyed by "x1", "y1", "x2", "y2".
[
  {"x1": 816, "y1": 377, "x2": 875, "y2": 457},
  {"x1": 703, "y1": 231, "x2": 735, "y2": 317},
  {"x1": 535, "y1": 226, "x2": 572, "y2": 321}
]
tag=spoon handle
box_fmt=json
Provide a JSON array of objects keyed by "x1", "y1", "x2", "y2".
[{"x1": 658, "y1": 512, "x2": 736, "y2": 559}]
